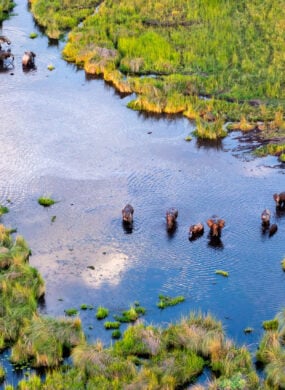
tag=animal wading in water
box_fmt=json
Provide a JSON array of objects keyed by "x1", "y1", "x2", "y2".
[
  {"x1": 22, "y1": 51, "x2": 36, "y2": 68},
  {"x1": 273, "y1": 192, "x2": 285, "y2": 208},
  {"x1": 261, "y1": 209, "x2": 271, "y2": 229},
  {"x1": 166, "y1": 208, "x2": 178, "y2": 231},
  {"x1": 269, "y1": 223, "x2": 278, "y2": 237},
  {"x1": 122, "y1": 204, "x2": 134, "y2": 224},
  {"x1": 189, "y1": 223, "x2": 204, "y2": 240},
  {"x1": 207, "y1": 218, "x2": 225, "y2": 237}
]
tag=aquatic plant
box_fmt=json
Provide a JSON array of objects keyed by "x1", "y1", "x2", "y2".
[
  {"x1": 157, "y1": 294, "x2": 185, "y2": 309},
  {"x1": 104, "y1": 321, "x2": 120, "y2": 330},
  {"x1": 80, "y1": 304, "x2": 93, "y2": 310},
  {"x1": 263, "y1": 319, "x2": 279, "y2": 331},
  {"x1": 95, "y1": 306, "x2": 109, "y2": 320},
  {"x1": 29, "y1": 32, "x2": 38, "y2": 39},
  {"x1": 215, "y1": 270, "x2": 229, "y2": 277},
  {"x1": 114, "y1": 305, "x2": 146, "y2": 323},
  {"x1": 0, "y1": 205, "x2": 9, "y2": 215},
  {"x1": 65, "y1": 308, "x2": 78, "y2": 316},
  {"x1": 47, "y1": 64, "x2": 55, "y2": 71},
  {"x1": 37, "y1": 196, "x2": 56, "y2": 207},
  {"x1": 193, "y1": 117, "x2": 227, "y2": 140},
  {"x1": 111, "y1": 330, "x2": 121, "y2": 339},
  {"x1": 253, "y1": 143, "x2": 285, "y2": 158}
]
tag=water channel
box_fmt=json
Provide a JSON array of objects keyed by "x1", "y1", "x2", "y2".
[{"x1": 0, "y1": 2, "x2": 285, "y2": 387}]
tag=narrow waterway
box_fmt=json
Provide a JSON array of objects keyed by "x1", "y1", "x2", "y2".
[{"x1": 1, "y1": 2, "x2": 285, "y2": 387}]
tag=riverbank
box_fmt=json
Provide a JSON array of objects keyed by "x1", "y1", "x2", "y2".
[{"x1": 27, "y1": 0, "x2": 285, "y2": 156}]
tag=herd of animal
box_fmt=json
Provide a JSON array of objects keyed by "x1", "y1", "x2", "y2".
[
  {"x1": 122, "y1": 192, "x2": 285, "y2": 241},
  {"x1": 0, "y1": 35, "x2": 36, "y2": 70}
]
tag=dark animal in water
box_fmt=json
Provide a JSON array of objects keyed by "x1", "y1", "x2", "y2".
[
  {"x1": 0, "y1": 48, "x2": 14, "y2": 69},
  {"x1": 122, "y1": 204, "x2": 134, "y2": 224},
  {"x1": 22, "y1": 51, "x2": 36, "y2": 68},
  {"x1": 207, "y1": 218, "x2": 225, "y2": 237},
  {"x1": 273, "y1": 192, "x2": 285, "y2": 208},
  {"x1": 0, "y1": 36, "x2": 11, "y2": 50},
  {"x1": 189, "y1": 223, "x2": 204, "y2": 239},
  {"x1": 166, "y1": 208, "x2": 178, "y2": 231},
  {"x1": 261, "y1": 209, "x2": 271, "y2": 228},
  {"x1": 269, "y1": 223, "x2": 278, "y2": 237}
]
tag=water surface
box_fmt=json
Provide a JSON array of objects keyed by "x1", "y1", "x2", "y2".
[{"x1": 1, "y1": 2, "x2": 285, "y2": 387}]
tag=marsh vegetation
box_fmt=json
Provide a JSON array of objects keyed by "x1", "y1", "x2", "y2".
[{"x1": 28, "y1": 0, "x2": 285, "y2": 149}]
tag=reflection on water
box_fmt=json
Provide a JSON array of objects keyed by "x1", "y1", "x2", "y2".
[{"x1": 1, "y1": 2, "x2": 285, "y2": 387}]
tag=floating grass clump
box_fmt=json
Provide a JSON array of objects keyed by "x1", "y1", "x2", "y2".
[
  {"x1": 114, "y1": 305, "x2": 146, "y2": 323},
  {"x1": 65, "y1": 308, "x2": 78, "y2": 316},
  {"x1": 0, "y1": 205, "x2": 9, "y2": 215},
  {"x1": 215, "y1": 270, "x2": 229, "y2": 277},
  {"x1": 111, "y1": 329, "x2": 121, "y2": 339},
  {"x1": 80, "y1": 304, "x2": 93, "y2": 310},
  {"x1": 95, "y1": 306, "x2": 109, "y2": 320},
  {"x1": 47, "y1": 64, "x2": 55, "y2": 71},
  {"x1": 192, "y1": 118, "x2": 227, "y2": 140},
  {"x1": 157, "y1": 294, "x2": 185, "y2": 309},
  {"x1": 244, "y1": 327, "x2": 254, "y2": 334},
  {"x1": 104, "y1": 321, "x2": 120, "y2": 330},
  {"x1": 29, "y1": 32, "x2": 38, "y2": 39},
  {"x1": 38, "y1": 196, "x2": 56, "y2": 207}
]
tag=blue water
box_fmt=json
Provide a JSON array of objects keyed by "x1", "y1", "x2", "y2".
[{"x1": 0, "y1": 2, "x2": 285, "y2": 387}]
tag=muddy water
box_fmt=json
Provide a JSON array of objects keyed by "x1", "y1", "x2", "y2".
[{"x1": 1, "y1": 2, "x2": 285, "y2": 386}]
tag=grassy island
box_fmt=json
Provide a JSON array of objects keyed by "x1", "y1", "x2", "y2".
[{"x1": 28, "y1": 0, "x2": 285, "y2": 150}]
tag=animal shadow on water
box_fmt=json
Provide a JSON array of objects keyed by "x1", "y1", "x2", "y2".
[
  {"x1": 207, "y1": 234, "x2": 224, "y2": 249},
  {"x1": 122, "y1": 220, "x2": 133, "y2": 234}
]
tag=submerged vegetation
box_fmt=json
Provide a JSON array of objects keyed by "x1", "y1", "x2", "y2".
[{"x1": 29, "y1": 0, "x2": 285, "y2": 148}]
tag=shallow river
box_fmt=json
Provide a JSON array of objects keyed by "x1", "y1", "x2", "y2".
[{"x1": 0, "y1": 2, "x2": 285, "y2": 387}]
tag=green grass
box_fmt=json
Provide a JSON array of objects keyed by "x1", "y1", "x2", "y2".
[
  {"x1": 104, "y1": 321, "x2": 120, "y2": 330},
  {"x1": 0, "y1": 205, "x2": 9, "y2": 215},
  {"x1": 0, "y1": 364, "x2": 5, "y2": 383},
  {"x1": 262, "y1": 319, "x2": 279, "y2": 331},
  {"x1": 29, "y1": 32, "x2": 38, "y2": 39},
  {"x1": 28, "y1": 0, "x2": 285, "y2": 145},
  {"x1": 38, "y1": 196, "x2": 56, "y2": 207},
  {"x1": 215, "y1": 270, "x2": 229, "y2": 277},
  {"x1": 65, "y1": 308, "x2": 78, "y2": 316},
  {"x1": 114, "y1": 305, "x2": 146, "y2": 323},
  {"x1": 157, "y1": 294, "x2": 185, "y2": 309},
  {"x1": 0, "y1": 0, "x2": 15, "y2": 22},
  {"x1": 95, "y1": 306, "x2": 109, "y2": 320}
]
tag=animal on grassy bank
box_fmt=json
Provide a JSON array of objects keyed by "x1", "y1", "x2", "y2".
[
  {"x1": 166, "y1": 208, "x2": 178, "y2": 231},
  {"x1": 189, "y1": 223, "x2": 204, "y2": 240},
  {"x1": 207, "y1": 218, "x2": 225, "y2": 237},
  {"x1": 273, "y1": 192, "x2": 285, "y2": 208},
  {"x1": 122, "y1": 204, "x2": 134, "y2": 224},
  {"x1": 261, "y1": 209, "x2": 271, "y2": 228},
  {"x1": 22, "y1": 51, "x2": 36, "y2": 68}
]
